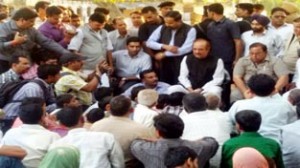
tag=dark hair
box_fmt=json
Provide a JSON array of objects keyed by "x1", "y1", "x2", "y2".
[
  {"x1": 235, "y1": 3, "x2": 253, "y2": 14},
  {"x1": 12, "y1": 7, "x2": 38, "y2": 21},
  {"x1": 156, "y1": 94, "x2": 169, "y2": 109},
  {"x1": 94, "y1": 7, "x2": 109, "y2": 15},
  {"x1": 207, "y1": 3, "x2": 224, "y2": 15},
  {"x1": 35, "y1": 1, "x2": 50, "y2": 11},
  {"x1": 154, "y1": 113, "x2": 184, "y2": 138},
  {"x1": 158, "y1": 1, "x2": 175, "y2": 8},
  {"x1": 253, "y1": 4, "x2": 264, "y2": 10},
  {"x1": 86, "y1": 108, "x2": 105, "y2": 123},
  {"x1": 141, "y1": 6, "x2": 157, "y2": 14},
  {"x1": 71, "y1": 14, "x2": 80, "y2": 19},
  {"x1": 39, "y1": 51, "x2": 59, "y2": 64},
  {"x1": 98, "y1": 96, "x2": 113, "y2": 110},
  {"x1": 130, "y1": 11, "x2": 141, "y2": 16},
  {"x1": 126, "y1": 36, "x2": 142, "y2": 45},
  {"x1": 139, "y1": 69, "x2": 155, "y2": 80},
  {"x1": 168, "y1": 92, "x2": 185, "y2": 106},
  {"x1": 247, "y1": 74, "x2": 275, "y2": 96},
  {"x1": 294, "y1": 17, "x2": 300, "y2": 23},
  {"x1": 271, "y1": 7, "x2": 288, "y2": 15},
  {"x1": 31, "y1": 49, "x2": 59, "y2": 65},
  {"x1": 165, "y1": 11, "x2": 181, "y2": 21},
  {"x1": 182, "y1": 93, "x2": 207, "y2": 113},
  {"x1": 249, "y1": 42, "x2": 267, "y2": 53},
  {"x1": 165, "y1": 146, "x2": 197, "y2": 168},
  {"x1": 94, "y1": 87, "x2": 113, "y2": 102},
  {"x1": 89, "y1": 13, "x2": 106, "y2": 23},
  {"x1": 57, "y1": 107, "x2": 83, "y2": 127},
  {"x1": 110, "y1": 95, "x2": 132, "y2": 116},
  {"x1": 56, "y1": 94, "x2": 74, "y2": 108},
  {"x1": 288, "y1": 89, "x2": 300, "y2": 106},
  {"x1": 130, "y1": 86, "x2": 146, "y2": 101},
  {"x1": 37, "y1": 64, "x2": 61, "y2": 80},
  {"x1": 19, "y1": 97, "x2": 45, "y2": 124},
  {"x1": 9, "y1": 54, "x2": 29, "y2": 66},
  {"x1": 235, "y1": 110, "x2": 261, "y2": 132},
  {"x1": 46, "y1": 6, "x2": 62, "y2": 17}
]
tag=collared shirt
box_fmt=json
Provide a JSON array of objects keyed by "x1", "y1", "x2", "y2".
[
  {"x1": 3, "y1": 78, "x2": 56, "y2": 119},
  {"x1": 122, "y1": 81, "x2": 170, "y2": 97},
  {"x1": 22, "y1": 63, "x2": 38, "y2": 79},
  {"x1": 55, "y1": 67, "x2": 92, "y2": 105},
  {"x1": 108, "y1": 30, "x2": 131, "y2": 51},
  {"x1": 268, "y1": 23, "x2": 294, "y2": 43},
  {"x1": 280, "y1": 120, "x2": 300, "y2": 168},
  {"x1": 0, "y1": 20, "x2": 68, "y2": 61},
  {"x1": 91, "y1": 116, "x2": 154, "y2": 167},
  {"x1": 131, "y1": 137, "x2": 218, "y2": 168},
  {"x1": 228, "y1": 94, "x2": 297, "y2": 141},
  {"x1": 234, "y1": 55, "x2": 289, "y2": 82},
  {"x1": 221, "y1": 132, "x2": 284, "y2": 168},
  {"x1": 112, "y1": 49, "x2": 152, "y2": 78},
  {"x1": 241, "y1": 30, "x2": 285, "y2": 57},
  {"x1": 0, "y1": 69, "x2": 21, "y2": 88},
  {"x1": 38, "y1": 21, "x2": 66, "y2": 48},
  {"x1": 133, "y1": 104, "x2": 158, "y2": 128},
  {"x1": 207, "y1": 17, "x2": 241, "y2": 63},
  {"x1": 1, "y1": 124, "x2": 60, "y2": 168},
  {"x1": 146, "y1": 25, "x2": 196, "y2": 57},
  {"x1": 50, "y1": 128, "x2": 124, "y2": 168},
  {"x1": 283, "y1": 33, "x2": 300, "y2": 72}
]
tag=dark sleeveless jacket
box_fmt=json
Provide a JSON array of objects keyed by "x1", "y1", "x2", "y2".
[{"x1": 159, "y1": 23, "x2": 192, "y2": 47}]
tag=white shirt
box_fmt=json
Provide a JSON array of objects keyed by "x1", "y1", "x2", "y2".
[
  {"x1": 293, "y1": 59, "x2": 300, "y2": 88},
  {"x1": 133, "y1": 104, "x2": 158, "y2": 128},
  {"x1": 268, "y1": 23, "x2": 294, "y2": 43},
  {"x1": 50, "y1": 128, "x2": 124, "y2": 168},
  {"x1": 1, "y1": 124, "x2": 60, "y2": 168},
  {"x1": 108, "y1": 30, "x2": 132, "y2": 51},
  {"x1": 228, "y1": 94, "x2": 297, "y2": 141}
]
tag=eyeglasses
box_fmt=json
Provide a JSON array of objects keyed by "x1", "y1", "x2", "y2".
[{"x1": 274, "y1": 15, "x2": 286, "y2": 19}]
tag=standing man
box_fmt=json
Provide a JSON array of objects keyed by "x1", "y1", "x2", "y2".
[
  {"x1": 235, "y1": 3, "x2": 253, "y2": 34},
  {"x1": 128, "y1": 11, "x2": 143, "y2": 37},
  {"x1": 158, "y1": 1, "x2": 175, "y2": 18},
  {"x1": 109, "y1": 17, "x2": 131, "y2": 51},
  {"x1": 34, "y1": 1, "x2": 50, "y2": 28},
  {"x1": 68, "y1": 13, "x2": 113, "y2": 74},
  {"x1": 147, "y1": 11, "x2": 196, "y2": 85}
]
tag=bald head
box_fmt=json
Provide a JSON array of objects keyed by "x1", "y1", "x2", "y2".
[{"x1": 192, "y1": 39, "x2": 211, "y2": 59}]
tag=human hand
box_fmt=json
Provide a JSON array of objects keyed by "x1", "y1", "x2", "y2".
[
  {"x1": 163, "y1": 45, "x2": 178, "y2": 53},
  {"x1": 154, "y1": 52, "x2": 165, "y2": 61},
  {"x1": 13, "y1": 32, "x2": 27, "y2": 45}
]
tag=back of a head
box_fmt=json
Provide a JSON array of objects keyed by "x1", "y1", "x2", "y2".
[
  {"x1": 12, "y1": 7, "x2": 38, "y2": 21},
  {"x1": 205, "y1": 94, "x2": 220, "y2": 110},
  {"x1": 94, "y1": 87, "x2": 113, "y2": 102},
  {"x1": 247, "y1": 74, "x2": 275, "y2": 97},
  {"x1": 165, "y1": 11, "x2": 182, "y2": 21},
  {"x1": 208, "y1": 3, "x2": 224, "y2": 15},
  {"x1": 98, "y1": 96, "x2": 112, "y2": 110},
  {"x1": 130, "y1": 86, "x2": 146, "y2": 101},
  {"x1": 168, "y1": 92, "x2": 185, "y2": 107},
  {"x1": 94, "y1": 7, "x2": 109, "y2": 15},
  {"x1": 110, "y1": 95, "x2": 132, "y2": 116},
  {"x1": 86, "y1": 108, "x2": 105, "y2": 123},
  {"x1": 57, "y1": 107, "x2": 83, "y2": 127},
  {"x1": 154, "y1": 113, "x2": 184, "y2": 139},
  {"x1": 56, "y1": 94, "x2": 74, "y2": 108},
  {"x1": 235, "y1": 110, "x2": 261, "y2": 132},
  {"x1": 19, "y1": 97, "x2": 45, "y2": 124},
  {"x1": 137, "y1": 89, "x2": 159, "y2": 107},
  {"x1": 182, "y1": 93, "x2": 207, "y2": 113},
  {"x1": 156, "y1": 94, "x2": 170, "y2": 110},
  {"x1": 35, "y1": 1, "x2": 50, "y2": 12},
  {"x1": 37, "y1": 64, "x2": 61, "y2": 80},
  {"x1": 288, "y1": 89, "x2": 300, "y2": 105},
  {"x1": 89, "y1": 12, "x2": 106, "y2": 23},
  {"x1": 46, "y1": 6, "x2": 62, "y2": 17},
  {"x1": 232, "y1": 147, "x2": 269, "y2": 168},
  {"x1": 236, "y1": 3, "x2": 254, "y2": 15},
  {"x1": 141, "y1": 6, "x2": 157, "y2": 14},
  {"x1": 165, "y1": 146, "x2": 198, "y2": 168}
]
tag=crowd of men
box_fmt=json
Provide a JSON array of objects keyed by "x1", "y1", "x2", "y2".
[{"x1": 0, "y1": 1, "x2": 300, "y2": 168}]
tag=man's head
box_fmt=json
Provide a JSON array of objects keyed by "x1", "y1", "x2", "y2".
[
  {"x1": 140, "y1": 69, "x2": 158, "y2": 88},
  {"x1": 249, "y1": 42, "x2": 268, "y2": 64},
  {"x1": 37, "y1": 64, "x2": 61, "y2": 84},
  {"x1": 126, "y1": 37, "x2": 142, "y2": 57},
  {"x1": 112, "y1": 17, "x2": 127, "y2": 35},
  {"x1": 130, "y1": 11, "x2": 143, "y2": 27},
  {"x1": 137, "y1": 89, "x2": 159, "y2": 108},
  {"x1": 251, "y1": 14, "x2": 270, "y2": 33},
  {"x1": 235, "y1": 110, "x2": 261, "y2": 132},
  {"x1": 10, "y1": 54, "x2": 30, "y2": 74},
  {"x1": 164, "y1": 11, "x2": 182, "y2": 30},
  {"x1": 56, "y1": 94, "x2": 81, "y2": 108},
  {"x1": 168, "y1": 92, "x2": 185, "y2": 106},
  {"x1": 235, "y1": 3, "x2": 253, "y2": 18},
  {"x1": 141, "y1": 6, "x2": 159, "y2": 24},
  {"x1": 253, "y1": 4, "x2": 264, "y2": 15},
  {"x1": 57, "y1": 107, "x2": 84, "y2": 128},
  {"x1": 12, "y1": 8, "x2": 38, "y2": 29},
  {"x1": 89, "y1": 13, "x2": 106, "y2": 31},
  {"x1": 58, "y1": 6, "x2": 72, "y2": 24},
  {"x1": 247, "y1": 74, "x2": 276, "y2": 97},
  {"x1": 131, "y1": 86, "x2": 146, "y2": 102},
  {"x1": 70, "y1": 14, "x2": 81, "y2": 28},
  {"x1": 182, "y1": 93, "x2": 207, "y2": 113},
  {"x1": 39, "y1": 51, "x2": 59, "y2": 65},
  {"x1": 165, "y1": 146, "x2": 198, "y2": 168},
  {"x1": 154, "y1": 113, "x2": 184, "y2": 139},
  {"x1": 158, "y1": 1, "x2": 175, "y2": 17},
  {"x1": 0, "y1": 4, "x2": 9, "y2": 15},
  {"x1": 46, "y1": 6, "x2": 63, "y2": 26},
  {"x1": 109, "y1": 95, "x2": 132, "y2": 116},
  {"x1": 60, "y1": 53, "x2": 85, "y2": 71},
  {"x1": 205, "y1": 94, "x2": 221, "y2": 110},
  {"x1": 207, "y1": 3, "x2": 224, "y2": 20},
  {"x1": 35, "y1": 1, "x2": 50, "y2": 18},
  {"x1": 271, "y1": 7, "x2": 288, "y2": 28},
  {"x1": 288, "y1": 89, "x2": 300, "y2": 105},
  {"x1": 94, "y1": 7, "x2": 110, "y2": 21},
  {"x1": 192, "y1": 39, "x2": 211, "y2": 59},
  {"x1": 86, "y1": 108, "x2": 105, "y2": 123},
  {"x1": 293, "y1": 17, "x2": 300, "y2": 36},
  {"x1": 19, "y1": 97, "x2": 46, "y2": 125}
]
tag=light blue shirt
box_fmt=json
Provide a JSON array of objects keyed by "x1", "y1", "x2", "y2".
[
  {"x1": 123, "y1": 82, "x2": 170, "y2": 97},
  {"x1": 108, "y1": 29, "x2": 132, "y2": 51}
]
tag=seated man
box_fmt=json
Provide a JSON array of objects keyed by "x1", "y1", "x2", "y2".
[
  {"x1": 113, "y1": 36, "x2": 152, "y2": 92},
  {"x1": 232, "y1": 42, "x2": 289, "y2": 102},
  {"x1": 1, "y1": 97, "x2": 60, "y2": 168},
  {"x1": 50, "y1": 107, "x2": 124, "y2": 168},
  {"x1": 229, "y1": 74, "x2": 297, "y2": 141},
  {"x1": 0, "y1": 145, "x2": 27, "y2": 168},
  {"x1": 123, "y1": 69, "x2": 170, "y2": 98},
  {"x1": 221, "y1": 110, "x2": 284, "y2": 168},
  {"x1": 131, "y1": 113, "x2": 218, "y2": 168},
  {"x1": 164, "y1": 146, "x2": 198, "y2": 168},
  {"x1": 168, "y1": 39, "x2": 225, "y2": 97}
]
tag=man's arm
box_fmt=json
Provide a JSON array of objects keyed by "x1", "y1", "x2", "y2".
[
  {"x1": 146, "y1": 25, "x2": 163, "y2": 50},
  {"x1": 178, "y1": 56, "x2": 193, "y2": 92},
  {"x1": 275, "y1": 75, "x2": 288, "y2": 92},
  {"x1": 0, "y1": 146, "x2": 27, "y2": 159},
  {"x1": 109, "y1": 139, "x2": 125, "y2": 168},
  {"x1": 233, "y1": 75, "x2": 248, "y2": 96},
  {"x1": 233, "y1": 38, "x2": 243, "y2": 63}
]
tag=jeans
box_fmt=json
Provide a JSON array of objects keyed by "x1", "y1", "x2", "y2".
[{"x1": 0, "y1": 156, "x2": 24, "y2": 168}]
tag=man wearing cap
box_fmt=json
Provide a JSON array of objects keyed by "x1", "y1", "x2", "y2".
[
  {"x1": 235, "y1": 3, "x2": 253, "y2": 34},
  {"x1": 55, "y1": 53, "x2": 107, "y2": 109},
  {"x1": 158, "y1": 1, "x2": 175, "y2": 18},
  {"x1": 241, "y1": 14, "x2": 285, "y2": 57}
]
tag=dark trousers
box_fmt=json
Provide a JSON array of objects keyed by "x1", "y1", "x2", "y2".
[
  {"x1": 0, "y1": 156, "x2": 25, "y2": 168},
  {"x1": 221, "y1": 62, "x2": 233, "y2": 111},
  {"x1": 159, "y1": 57, "x2": 183, "y2": 85},
  {"x1": 0, "y1": 60, "x2": 10, "y2": 74}
]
